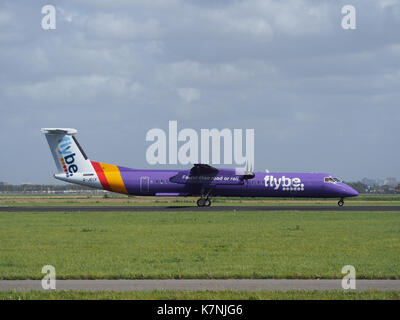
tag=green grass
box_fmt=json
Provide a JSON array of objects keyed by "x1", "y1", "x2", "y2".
[
  {"x1": 0, "y1": 290, "x2": 399, "y2": 300},
  {"x1": 0, "y1": 210, "x2": 399, "y2": 279}
]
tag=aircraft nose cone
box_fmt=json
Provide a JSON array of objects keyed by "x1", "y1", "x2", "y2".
[{"x1": 344, "y1": 185, "x2": 359, "y2": 197}]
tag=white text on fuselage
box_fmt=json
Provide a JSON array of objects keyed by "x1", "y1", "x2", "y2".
[
  {"x1": 264, "y1": 175, "x2": 304, "y2": 191},
  {"x1": 182, "y1": 175, "x2": 240, "y2": 182}
]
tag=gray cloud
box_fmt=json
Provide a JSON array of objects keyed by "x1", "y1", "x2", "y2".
[{"x1": 0, "y1": 0, "x2": 399, "y2": 183}]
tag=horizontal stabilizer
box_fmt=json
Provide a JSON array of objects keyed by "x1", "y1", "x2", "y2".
[{"x1": 40, "y1": 128, "x2": 78, "y2": 135}]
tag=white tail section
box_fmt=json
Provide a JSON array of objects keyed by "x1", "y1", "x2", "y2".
[{"x1": 41, "y1": 128, "x2": 94, "y2": 176}]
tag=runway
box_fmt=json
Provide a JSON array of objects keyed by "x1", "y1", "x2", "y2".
[
  {"x1": 1, "y1": 279, "x2": 399, "y2": 291},
  {"x1": 0, "y1": 205, "x2": 400, "y2": 212}
]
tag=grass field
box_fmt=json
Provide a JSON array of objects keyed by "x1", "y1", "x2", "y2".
[
  {"x1": 1, "y1": 290, "x2": 399, "y2": 300},
  {"x1": 0, "y1": 209, "x2": 399, "y2": 280},
  {"x1": 1, "y1": 194, "x2": 400, "y2": 207}
]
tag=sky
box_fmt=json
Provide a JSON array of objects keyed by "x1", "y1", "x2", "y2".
[{"x1": 0, "y1": 0, "x2": 399, "y2": 184}]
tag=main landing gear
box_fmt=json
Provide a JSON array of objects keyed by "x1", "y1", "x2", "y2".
[
  {"x1": 338, "y1": 198, "x2": 344, "y2": 207},
  {"x1": 197, "y1": 188, "x2": 213, "y2": 207},
  {"x1": 197, "y1": 198, "x2": 211, "y2": 207}
]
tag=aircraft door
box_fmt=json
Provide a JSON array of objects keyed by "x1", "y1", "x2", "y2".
[{"x1": 140, "y1": 176, "x2": 150, "y2": 193}]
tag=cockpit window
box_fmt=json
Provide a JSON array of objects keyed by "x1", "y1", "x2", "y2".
[{"x1": 324, "y1": 177, "x2": 342, "y2": 183}]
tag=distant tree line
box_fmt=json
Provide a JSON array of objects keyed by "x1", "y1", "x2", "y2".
[
  {"x1": 345, "y1": 182, "x2": 367, "y2": 193},
  {"x1": 345, "y1": 182, "x2": 400, "y2": 194}
]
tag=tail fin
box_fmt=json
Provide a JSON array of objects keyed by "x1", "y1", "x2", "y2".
[
  {"x1": 41, "y1": 128, "x2": 128, "y2": 193},
  {"x1": 41, "y1": 128, "x2": 95, "y2": 177}
]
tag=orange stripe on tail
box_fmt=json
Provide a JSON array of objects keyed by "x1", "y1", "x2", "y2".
[
  {"x1": 91, "y1": 161, "x2": 112, "y2": 191},
  {"x1": 91, "y1": 161, "x2": 128, "y2": 194}
]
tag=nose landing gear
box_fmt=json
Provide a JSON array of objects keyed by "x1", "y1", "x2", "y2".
[{"x1": 338, "y1": 198, "x2": 344, "y2": 207}]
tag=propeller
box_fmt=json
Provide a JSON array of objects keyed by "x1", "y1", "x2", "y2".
[{"x1": 243, "y1": 160, "x2": 255, "y2": 182}]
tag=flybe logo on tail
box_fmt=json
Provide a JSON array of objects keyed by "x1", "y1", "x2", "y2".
[{"x1": 57, "y1": 136, "x2": 78, "y2": 177}]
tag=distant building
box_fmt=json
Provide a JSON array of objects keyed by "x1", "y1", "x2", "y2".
[
  {"x1": 377, "y1": 179, "x2": 386, "y2": 187},
  {"x1": 384, "y1": 177, "x2": 398, "y2": 188},
  {"x1": 0, "y1": 181, "x2": 8, "y2": 186},
  {"x1": 361, "y1": 178, "x2": 377, "y2": 187}
]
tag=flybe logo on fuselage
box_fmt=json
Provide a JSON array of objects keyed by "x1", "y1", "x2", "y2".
[
  {"x1": 264, "y1": 175, "x2": 304, "y2": 191},
  {"x1": 57, "y1": 136, "x2": 78, "y2": 177}
]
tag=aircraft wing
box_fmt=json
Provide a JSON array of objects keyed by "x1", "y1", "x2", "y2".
[
  {"x1": 170, "y1": 164, "x2": 245, "y2": 185},
  {"x1": 189, "y1": 164, "x2": 219, "y2": 176}
]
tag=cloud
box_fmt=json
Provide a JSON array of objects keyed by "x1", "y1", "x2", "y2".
[
  {"x1": 156, "y1": 60, "x2": 253, "y2": 88},
  {"x1": 177, "y1": 87, "x2": 201, "y2": 103},
  {"x1": 379, "y1": 0, "x2": 400, "y2": 8},
  {"x1": 0, "y1": 11, "x2": 12, "y2": 26},
  {"x1": 0, "y1": 0, "x2": 400, "y2": 183},
  {"x1": 5, "y1": 75, "x2": 143, "y2": 103},
  {"x1": 56, "y1": 6, "x2": 80, "y2": 23},
  {"x1": 83, "y1": 13, "x2": 162, "y2": 40}
]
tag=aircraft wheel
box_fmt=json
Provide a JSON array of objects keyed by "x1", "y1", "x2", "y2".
[
  {"x1": 197, "y1": 199, "x2": 206, "y2": 207},
  {"x1": 205, "y1": 199, "x2": 211, "y2": 207},
  {"x1": 338, "y1": 199, "x2": 344, "y2": 207}
]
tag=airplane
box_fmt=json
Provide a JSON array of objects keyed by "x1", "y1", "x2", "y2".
[{"x1": 41, "y1": 128, "x2": 359, "y2": 207}]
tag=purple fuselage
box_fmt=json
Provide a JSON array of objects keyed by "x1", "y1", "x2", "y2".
[{"x1": 116, "y1": 167, "x2": 359, "y2": 199}]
